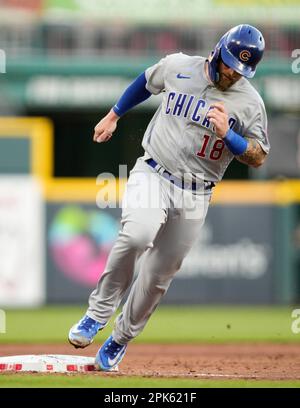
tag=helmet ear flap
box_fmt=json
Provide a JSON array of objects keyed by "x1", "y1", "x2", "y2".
[
  {"x1": 215, "y1": 52, "x2": 221, "y2": 83},
  {"x1": 208, "y1": 45, "x2": 221, "y2": 83},
  {"x1": 208, "y1": 34, "x2": 226, "y2": 83}
]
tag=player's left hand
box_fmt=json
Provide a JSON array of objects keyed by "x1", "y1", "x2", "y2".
[{"x1": 206, "y1": 102, "x2": 229, "y2": 139}]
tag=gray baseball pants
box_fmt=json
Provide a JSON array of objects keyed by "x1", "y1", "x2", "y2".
[{"x1": 87, "y1": 157, "x2": 211, "y2": 345}]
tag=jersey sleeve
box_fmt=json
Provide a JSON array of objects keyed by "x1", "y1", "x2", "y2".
[
  {"x1": 245, "y1": 99, "x2": 270, "y2": 154},
  {"x1": 144, "y1": 54, "x2": 174, "y2": 95}
]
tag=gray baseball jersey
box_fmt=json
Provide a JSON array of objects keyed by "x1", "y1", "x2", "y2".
[
  {"x1": 85, "y1": 52, "x2": 270, "y2": 350},
  {"x1": 142, "y1": 52, "x2": 270, "y2": 183}
]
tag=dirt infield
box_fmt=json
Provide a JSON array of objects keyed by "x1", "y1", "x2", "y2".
[{"x1": 0, "y1": 343, "x2": 300, "y2": 380}]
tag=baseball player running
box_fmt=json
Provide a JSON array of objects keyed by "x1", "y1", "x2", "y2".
[{"x1": 69, "y1": 24, "x2": 270, "y2": 371}]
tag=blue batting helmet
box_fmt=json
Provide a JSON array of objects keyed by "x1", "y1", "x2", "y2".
[{"x1": 208, "y1": 24, "x2": 265, "y2": 83}]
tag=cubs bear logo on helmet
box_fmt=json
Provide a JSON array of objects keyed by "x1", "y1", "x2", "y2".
[{"x1": 208, "y1": 24, "x2": 265, "y2": 83}]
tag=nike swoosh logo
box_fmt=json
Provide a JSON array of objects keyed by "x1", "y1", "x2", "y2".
[
  {"x1": 177, "y1": 73, "x2": 191, "y2": 79},
  {"x1": 107, "y1": 347, "x2": 125, "y2": 367}
]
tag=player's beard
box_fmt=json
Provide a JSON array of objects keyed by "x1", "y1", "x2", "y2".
[{"x1": 216, "y1": 73, "x2": 239, "y2": 91}]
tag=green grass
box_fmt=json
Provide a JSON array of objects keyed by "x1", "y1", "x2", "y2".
[
  {"x1": 0, "y1": 374, "x2": 300, "y2": 388},
  {"x1": 0, "y1": 306, "x2": 299, "y2": 388},
  {"x1": 0, "y1": 305, "x2": 299, "y2": 344}
]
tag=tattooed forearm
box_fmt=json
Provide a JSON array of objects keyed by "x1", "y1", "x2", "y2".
[{"x1": 236, "y1": 138, "x2": 266, "y2": 168}]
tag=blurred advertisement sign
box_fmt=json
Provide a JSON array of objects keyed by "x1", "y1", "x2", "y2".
[
  {"x1": 261, "y1": 114, "x2": 300, "y2": 178},
  {"x1": 43, "y1": 0, "x2": 299, "y2": 23},
  {"x1": 264, "y1": 77, "x2": 300, "y2": 109},
  {"x1": 1, "y1": 0, "x2": 298, "y2": 22},
  {"x1": 26, "y1": 76, "x2": 160, "y2": 109},
  {"x1": 0, "y1": 63, "x2": 294, "y2": 110},
  {"x1": 182, "y1": 224, "x2": 270, "y2": 280},
  {"x1": 216, "y1": 0, "x2": 300, "y2": 4},
  {"x1": 47, "y1": 203, "x2": 280, "y2": 304},
  {"x1": 47, "y1": 204, "x2": 120, "y2": 302},
  {"x1": 0, "y1": 56, "x2": 294, "y2": 111},
  {"x1": 0, "y1": 0, "x2": 42, "y2": 11},
  {"x1": 0, "y1": 177, "x2": 45, "y2": 307},
  {"x1": 170, "y1": 205, "x2": 276, "y2": 304},
  {"x1": 23, "y1": 75, "x2": 300, "y2": 110},
  {"x1": 48, "y1": 205, "x2": 119, "y2": 287}
]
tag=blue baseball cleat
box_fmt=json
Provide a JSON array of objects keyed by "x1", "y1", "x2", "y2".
[
  {"x1": 68, "y1": 315, "x2": 104, "y2": 349},
  {"x1": 95, "y1": 335, "x2": 127, "y2": 372}
]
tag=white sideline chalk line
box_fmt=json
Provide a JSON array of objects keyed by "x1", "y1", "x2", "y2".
[
  {"x1": 138, "y1": 372, "x2": 298, "y2": 380},
  {"x1": 156, "y1": 373, "x2": 260, "y2": 379}
]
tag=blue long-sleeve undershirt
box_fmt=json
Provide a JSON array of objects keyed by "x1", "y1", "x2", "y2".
[{"x1": 112, "y1": 72, "x2": 152, "y2": 117}]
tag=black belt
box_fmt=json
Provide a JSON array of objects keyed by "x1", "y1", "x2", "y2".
[{"x1": 145, "y1": 158, "x2": 215, "y2": 192}]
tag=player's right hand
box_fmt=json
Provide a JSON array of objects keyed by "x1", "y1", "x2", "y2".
[{"x1": 93, "y1": 109, "x2": 120, "y2": 143}]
